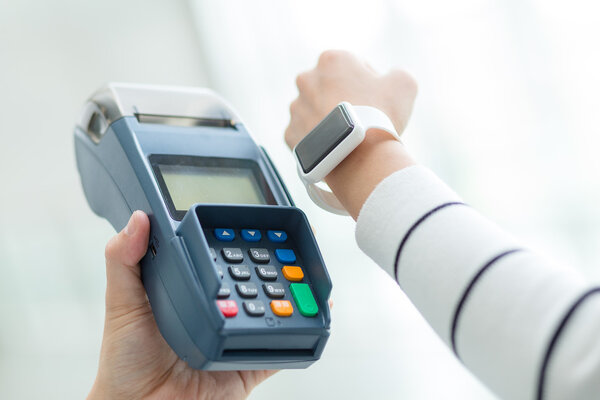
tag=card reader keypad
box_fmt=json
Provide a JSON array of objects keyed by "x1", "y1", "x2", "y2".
[{"x1": 209, "y1": 228, "x2": 319, "y2": 320}]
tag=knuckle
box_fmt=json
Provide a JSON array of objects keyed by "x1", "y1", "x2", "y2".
[
  {"x1": 289, "y1": 99, "x2": 300, "y2": 114},
  {"x1": 405, "y1": 74, "x2": 419, "y2": 96},
  {"x1": 295, "y1": 72, "x2": 310, "y2": 91},
  {"x1": 389, "y1": 69, "x2": 418, "y2": 93},
  {"x1": 317, "y1": 49, "x2": 350, "y2": 67},
  {"x1": 284, "y1": 126, "x2": 297, "y2": 149},
  {"x1": 284, "y1": 131, "x2": 294, "y2": 149},
  {"x1": 104, "y1": 235, "x2": 119, "y2": 261}
]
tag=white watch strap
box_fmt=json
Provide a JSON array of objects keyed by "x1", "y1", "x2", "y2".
[
  {"x1": 304, "y1": 180, "x2": 348, "y2": 215},
  {"x1": 353, "y1": 105, "x2": 401, "y2": 141},
  {"x1": 306, "y1": 105, "x2": 400, "y2": 215}
]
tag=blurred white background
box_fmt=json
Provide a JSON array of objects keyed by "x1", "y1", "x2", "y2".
[{"x1": 1, "y1": 0, "x2": 599, "y2": 398}]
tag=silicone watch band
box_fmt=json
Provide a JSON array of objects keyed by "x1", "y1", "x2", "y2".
[{"x1": 304, "y1": 105, "x2": 401, "y2": 215}]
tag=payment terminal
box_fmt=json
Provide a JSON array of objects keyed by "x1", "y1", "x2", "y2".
[{"x1": 74, "y1": 83, "x2": 332, "y2": 370}]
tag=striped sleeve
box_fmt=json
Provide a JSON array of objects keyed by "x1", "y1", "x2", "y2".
[{"x1": 355, "y1": 165, "x2": 600, "y2": 400}]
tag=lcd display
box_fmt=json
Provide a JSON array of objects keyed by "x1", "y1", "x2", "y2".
[
  {"x1": 158, "y1": 163, "x2": 267, "y2": 211},
  {"x1": 295, "y1": 105, "x2": 354, "y2": 173}
]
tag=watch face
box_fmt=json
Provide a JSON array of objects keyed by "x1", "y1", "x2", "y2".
[{"x1": 295, "y1": 104, "x2": 354, "y2": 174}]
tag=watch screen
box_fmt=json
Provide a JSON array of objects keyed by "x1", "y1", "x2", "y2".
[{"x1": 295, "y1": 105, "x2": 354, "y2": 173}]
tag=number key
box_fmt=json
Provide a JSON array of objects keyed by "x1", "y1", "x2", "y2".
[
  {"x1": 255, "y1": 265, "x2": 278, "y2": 281},
  {"x1": 249, "y1": 248, "x2": 270, "y2": 263},
  {"x1": 243, "y1": 300, "x2": 266, "y2": 316},
  {"x1": 263, "y1": 282, "x2": 285, "y2": 298},
  {"x1": 228, "y1": 265, "x2": 251, "y2": 280},
  {"x1": 236, "y1": 282, "x2": 258, "y2": 298},
  {"x1": 222, "y1": 248, "x2": 243, "y2": 263}
]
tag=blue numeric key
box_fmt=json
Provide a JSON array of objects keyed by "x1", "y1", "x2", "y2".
[{"x1": 275, "y1": 249, "x2": 296, "y2": 264}]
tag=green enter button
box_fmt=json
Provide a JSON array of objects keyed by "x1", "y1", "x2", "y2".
[{"x1": 290, "y1": 283, "x2": 318, "y2": 317}]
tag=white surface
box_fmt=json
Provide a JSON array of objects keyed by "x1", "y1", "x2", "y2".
[{"x1": 0, "y1": 1, "x2": 207, "y2": 398}]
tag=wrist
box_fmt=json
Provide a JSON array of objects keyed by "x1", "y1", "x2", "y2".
[{"x1": 324, "y1": 128, "x2": 415, "y2": 219}]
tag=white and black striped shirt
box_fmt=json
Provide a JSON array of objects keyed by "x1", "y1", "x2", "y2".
[{"x1": 355, "y1": 165, "x2": 600, "y2": 400}]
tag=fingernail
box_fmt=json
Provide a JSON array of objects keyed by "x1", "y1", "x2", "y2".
[{"x1": 124, "y1": 212, "x2": 138, "y2": 236}]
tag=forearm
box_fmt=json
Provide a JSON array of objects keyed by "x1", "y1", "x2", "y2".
[
  {"x1": 354, "y1": 164, "x2": 600, "y2": 400},
  {"x1": 324, "y1": 128, "x2": 415, "y2": 220}
]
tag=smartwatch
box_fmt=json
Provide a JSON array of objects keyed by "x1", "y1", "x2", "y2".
[{"x1": 293, "y1": 101, "x2": 401, "y2": 215}]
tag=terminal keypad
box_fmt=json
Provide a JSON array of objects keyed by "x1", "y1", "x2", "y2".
[{"x1": 210, "y1": 228, "x2": 320, "y2": 320}]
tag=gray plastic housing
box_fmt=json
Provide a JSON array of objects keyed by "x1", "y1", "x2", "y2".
[{"x1": 74, "y1": 88, "x2": 332, "y2": 370}]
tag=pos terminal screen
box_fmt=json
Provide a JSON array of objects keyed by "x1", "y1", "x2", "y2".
[{"x1": 151, "y1": 156, "x2": 276, "y2": 219}]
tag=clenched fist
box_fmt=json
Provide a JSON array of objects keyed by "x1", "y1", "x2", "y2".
[{"x1": 285, "y1": 50, "x2": 418, "y2": 150}]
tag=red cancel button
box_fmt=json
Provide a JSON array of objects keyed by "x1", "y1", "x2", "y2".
[{"x1": 217, "y1": 300, "x2": 238, "y2": 317}]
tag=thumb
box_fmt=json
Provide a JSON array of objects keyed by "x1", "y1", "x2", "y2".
[{"x1": 104, "y1": 210, "x2": 151, "y2": 315}]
